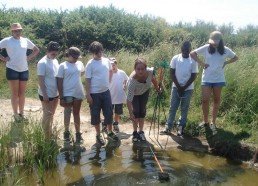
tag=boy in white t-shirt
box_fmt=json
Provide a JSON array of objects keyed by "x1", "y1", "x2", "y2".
[
  {"x1": 85, "y1": 41, "x2": 119, "y2": 146},
  {"x1": 57, "y1": 47, "x2": 85, "y2": 145},
  {"x1": 160, "y1": 41, "x2": 198, "y2": 136},
  {"x1": 109, "y1": 57, "x2": 128, "y2": 133}
]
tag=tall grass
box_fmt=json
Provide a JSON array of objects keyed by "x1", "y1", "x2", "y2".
[{"x1": 0, "y1": 117, "x2": 60, "y2": 185}]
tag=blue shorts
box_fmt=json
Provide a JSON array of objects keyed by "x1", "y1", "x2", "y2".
[
  {"x1": 63, "y1": 96, "x2": 82, "y2": 103},
  {"x1": 202, "y1": 82, "x2": 226, "y2": 87},
  {"x1": 90, "y1": 90, "x2": 113, "y2": 125},
  {"x1": 6, "y1": 67, "x2": 29, "y2": 81}
]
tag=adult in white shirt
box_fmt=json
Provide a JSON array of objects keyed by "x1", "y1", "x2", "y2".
[
  {"x1": 0, "y1": 23, "x2": 39, "y2": 122},
  {"x1": 57, "y1": 47, "x2": 85, "y2": 145},
  {"x1": 190, "y1": 31, "x2": 238, "y2": 131},
  {"x1": 160, "y1": 41, "x2": 198, "y2": 136},
  {"x1": 37, "y1": 41, "x2": 60, "y2": 139},
  {"x1": 109, "y1": 57, "x2": 128, "y2": 133}
]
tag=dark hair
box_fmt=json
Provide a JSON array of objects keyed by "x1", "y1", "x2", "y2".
[
  {"x1": 89, "y1": 41, "x2": 103, "y2": 54},
  {"x1": 47, "y1": 41, "x2": 60, "y2": 52},
  {"x1": 134, "y1": 57, "x2": 147, "y2": 69},
  {"x1": 208, "y1": 39, "x2": 225, "y2": 55}
]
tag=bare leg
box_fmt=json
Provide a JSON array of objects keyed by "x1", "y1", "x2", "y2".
[
  {"x1": 41, "y1": 98, "x2": 58, "y2": 138},
  {"x1": 95, "y1": 124, "x2": 101, "y2": 136},
  {"x1": 64, "y1": 107, "x2": 72, "y2": 131},
  {"x1": 18, "y1": 80, "x2": 27, "y2": 115},
  {"x1": 72, "y1": 99, "x2": 82, "y2": 133},
  {"x1": 8, "y1": 80, "x2": 19, "y2": 115},
  {"x1": 212, "y1": 86, "x2": 223, "y2": 124},
  {"x1": 202, "y1": 86, "x2": 212, "y2": 123},
  {"x1": 114, "y1": 113, "x2": 119, "y2": 122},
  {"x1": 138, "y1": 118, "x2": 144, "y2": 132}
]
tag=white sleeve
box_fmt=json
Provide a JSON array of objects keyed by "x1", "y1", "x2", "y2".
[
  {"x1": 56, "y1": 64, "x2": 64, "y2": 78},
  {"x1": 79, "y1": 61, "x2": 85, "y2": 72},
  {"x1": 194, "y1": 44, "x2": 208, "y2": 56},
  {"x1": 37, "y1": 61, "x2": 46, "y2": 76},
  {"x1": 191, "y1": 59, "x2": 199, "y2": 73},
  {"x1": 127, "y1": 78, "x2": 135, "y2": 102},
  {"x1": 85, "y1": 62, "x2": 92, "y2": 78},
  {"x1": 26, "y1": 38, "x2": 36, "y2": 49},
  {"x1": 0, "y1": 38, "x2": 8, "y2": 48},
  {"x1": 122, "y1": 71, "x2": 129, "y2": 81},
  {"x1": 170, "y1": 56, "x2": 177, "y2": 69},
  {"x1": 225, "y1": 47, "x2": 236, "y2": 58}
]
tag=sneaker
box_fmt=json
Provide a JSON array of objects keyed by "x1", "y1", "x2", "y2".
[
  {"x1": 138, "y1": 131, "x2": 146, "y2": 141},
  {"x1": 177, "y1": 126, "x2": 183, "y2": 136},
  {"x1": 102, "y1": 123, "x2": 108, "y2": 133},
  {"x1": 210, "y1": 123, "x2": 217, "y2": 130},
  {"x1": 198, "y1": 121, "x2": 209, "y2": 128},
  {"x1": 75, "y1": 132, "x2": 84, "y2": 144},
  {"x1": 132, "y1": 131, "x2": 139, "y2": 143},
  {"x1": 96, "y1": 135, "x2": 105, "y2": 146},
  {"x1": 107, "y1": 131, "x2": 119, "y2": 142},
  {"x1": 64, "y1": 131, "x2": 71, "y2": 143},
  {"x1": 160, "y1": 128, "x2": 171, "y2": 135},
  {"x1": 13, "y1": 114, "x2": 22, "y2": 122},
  {"x1": 113, "y1": 122, "x2": 119, "y2": 133},
  {"x1": 19, "y1": 114, "x2": 29, "y2": 124}
]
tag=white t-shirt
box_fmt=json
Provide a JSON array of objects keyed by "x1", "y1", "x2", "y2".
[
  {"x1": 0, "y1": 36, "x2": 35, "y2": 72},
  {"x1": 57, "y1": 61, "x2": 85, "y2": 99},
  {"x1": 170, "y1": 54, "x2": 198, "y2": 90},
  {"x1": 194, "y1": 44, "x2": 236, "y2": 83},
  {"x1": 127, "y1": 67, "x2": 153, "y2": 102},
  {"x1": 85, "y1": 57, "x2": 111, "y2": 94},
  {"x1": 37, "y1": 56, "x2": 59, "y2": 98},
  {"x1": 110, "y1": 69, "x2": 128, "y2": 104}
]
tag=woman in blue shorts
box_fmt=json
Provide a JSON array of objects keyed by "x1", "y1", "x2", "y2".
[{"x1": 190, "y1": 31, "x2": 238, "y2": 130}]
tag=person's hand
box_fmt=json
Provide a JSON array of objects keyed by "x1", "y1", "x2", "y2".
[
  {"x1": 86, "y1": 95, "x2": 93, "y2": 105},
  {"x1": 129, "y1": 112, "x2": 135, "y2": 123},
  {"x1": 156, "y1": 87, "x2": 162, "y2": 94},
  {"x1": 4, "y1": 57, "x2": 10, "y2": 62},
  {"x1": 177, "y1": 86, "x2": 185, "y2": 98},
  {"x1": 202, "y1": 63, "x2": 209, "y2": 69}
]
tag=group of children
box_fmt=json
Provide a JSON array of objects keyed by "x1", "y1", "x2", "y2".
[{"x1": 0, "y1": 22, "x2": 238, "y2": 147}]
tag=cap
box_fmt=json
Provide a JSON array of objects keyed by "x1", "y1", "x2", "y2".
[
  {"x1": 208, "y1": 31, "x2": 222, "y2": 45},
  {"x1": 110, "y1": 57, "x2": 117, "y2": 64},
  {"x1": 68, "y1": 47, "x2": 81, "y2": 58},
  {"x1": 10, "y1": 23, "x2": 23, "y2": 31}
]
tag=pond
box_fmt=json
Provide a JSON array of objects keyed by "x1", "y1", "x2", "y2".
[{"x1": 17, "y1": 141, "x2": 258, "y2": 186}]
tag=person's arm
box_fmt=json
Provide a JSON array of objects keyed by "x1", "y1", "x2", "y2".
[
  {"x1": 38, "y1": 76, "x2": 48, "y2": 101},
  {"x1": 109, "y1": 69, "x2": 113, "y2": 83},
  {"x1": 127, "y1": 100, "x2": 135, "y2": 122},
  {"x1": 85, "y1": 78, "x2": 93, "y2": 105},
  {"x1": 182, "y1": 73, "x2": 198, "y2": 90},
  {"x1": 123, "y1": 80, "x2": 127, "y2": 91},
  {"x1": 223, "y1": 55, "x2": 238, "y2": 68},
  {"x1": 151, "y1": 75, "x2": 161, "y2": 93},
  {"x1": 0, "y1": 53, "x2": 9, "y2": 62},
  {"x1": 170, "y1": 68, "x2": 181, "y2": 89},
  {"x1": 57, "y1": 77, "x2": 64, "y2": 99},
  {"x1": 27, "y1": 46, "x2": 40, "y2": 61},
  {"x1": 190, "y1": 51, "x2": 209, "y2": 69}
]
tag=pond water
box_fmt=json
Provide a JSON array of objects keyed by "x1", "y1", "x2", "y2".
[{"x1": 18, "y1": 141, "x2": 258, "y2": 186}]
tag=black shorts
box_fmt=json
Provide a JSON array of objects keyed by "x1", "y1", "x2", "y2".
[
  {"x1": 132, "y1": 90, "x2": 149, "y2": 118},
  {"x1": 6, "y1": 67, "x2": 29, "y2": 81},
  {"x1": 39, "y1": 94, "x2": 58, "y2": 101},
  {"x1": 112, "y1": 104, "x2": 123, "y2": 115}
]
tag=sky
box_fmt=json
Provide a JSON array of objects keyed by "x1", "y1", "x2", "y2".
[{"x1": 1, "y1": 0, "x2": 258, "y2": 30}]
